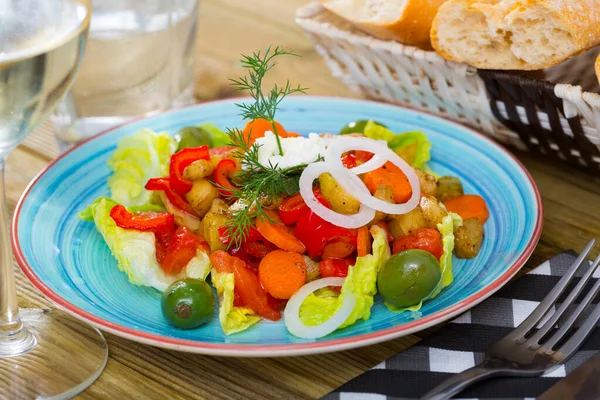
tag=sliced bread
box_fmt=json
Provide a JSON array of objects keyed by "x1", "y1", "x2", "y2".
[
  {"x1": 319, "y1": 0, "x2": 448, "y2": 50},
  {"x1": 431, "y1": 0, "x2": 600, "y2": 70}
]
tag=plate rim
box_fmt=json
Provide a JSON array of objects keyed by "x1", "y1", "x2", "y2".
[{"x1": 11, "y1": 96, "x2": 543, "y2": 357}]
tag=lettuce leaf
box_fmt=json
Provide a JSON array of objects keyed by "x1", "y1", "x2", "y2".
[
  {"x1": 363, "y1": 121, "x2": 431, "y2": 169},
  {"x1": 385, "y1": 212, "x2": 463, "y2": 312},
  {"x1": 211, "y1": 269, "x2": 260, "y2": 335},
  {"x1": 299, "y1": 225, "x2": 391, "y2": 329},
  {"x1": 107, "y1": 129, "x2": 176, "y2": 207},
  {"x1": 79, "y1": 197, "x2": 210, "y2": 291}
]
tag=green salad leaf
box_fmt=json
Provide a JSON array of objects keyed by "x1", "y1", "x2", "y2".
[
  {"x1": 211, "y1": 269, "x2": 260, "y2": 335},
  {"x1": 385, "y1": 212, "x2": 463, "y2": 313},
  {"x1": 79, "y1": 197, "x2": 210, "y2": 292},
  {"x1": 107, "y1": 129, "x2": 176, "y2": 207},
  {"x1": 299, "y1": 225, "x2": 390, "y2": 329},
  {"x1": 363, "y1": 121, "x2": 432, "y2": 169}
]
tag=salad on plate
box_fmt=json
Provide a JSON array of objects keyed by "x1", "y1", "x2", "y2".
[{"x1": 80, "y1": 47, "x2": 489, "y2": 339}]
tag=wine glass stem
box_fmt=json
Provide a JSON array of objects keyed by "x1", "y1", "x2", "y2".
[{"x1": 0, "y1": 158, "x2": 22, "y2": 334}]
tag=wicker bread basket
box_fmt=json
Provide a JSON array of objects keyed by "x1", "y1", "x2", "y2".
[{"x1": 296, "y1": 2, "x2": 600, "y2": 174}]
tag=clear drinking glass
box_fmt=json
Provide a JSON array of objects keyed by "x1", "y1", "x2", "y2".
[
  {"x1": 52, "y1": 0, "x2": 199, "y2": 151},
  {"x1": 0, "y1": 1, "x2": 109, "y2": 398}
]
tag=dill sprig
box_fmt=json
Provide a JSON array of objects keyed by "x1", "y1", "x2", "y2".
[
  {"x1": 224, "y1": 128, "x2": 306, "y2": 248},
  {"x1": 229, "y1": 46, "x2": 307, "y2": 155},
  {"x1": 223, "y1": 47, "x2": 308, "y2": 247}
]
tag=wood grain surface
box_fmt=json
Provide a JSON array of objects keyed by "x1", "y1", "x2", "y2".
[{"x1": 7, "y1": 0, "x2": 600, "y2": 399}]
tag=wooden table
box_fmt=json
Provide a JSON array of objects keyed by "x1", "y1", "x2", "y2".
[{"x1": 8, "y1": 0, "x2": 600, "y2": 398}]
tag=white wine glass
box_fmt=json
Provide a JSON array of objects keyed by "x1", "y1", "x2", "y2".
[{"x1": 0, "y1": 0, "x2": 108, "y2": 398}]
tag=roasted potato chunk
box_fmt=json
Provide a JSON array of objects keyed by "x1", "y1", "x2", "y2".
[
  {"x1": 318, "y1": 172, "x2": 360, "y2": 215},
  {"x1": 437, "y1": 176, "x2": 464, "y2": 203},
  {"x1": 183, "y1": 159, "x2": 214, "y2": 180},
  {"x1": 185, "y1": 179, "x2": 220, "y2": 218},
  {"x1": 209, "y1": 198, "x2": 230, "y2": 215},
  {"x1": 370, "y1": 184, "x2": 394, "y2": 224},
  {"x1": 390, "y1": 207, "x2": 428, "y2": 236},
  {"x1": 419, "y1": 195, "x2": 448, "y2": 228},
  {"x1": 202, "y1": 211, "x2": 229, "y2": 252},
  {"x1": 415, "y1": 169, "x2": 437, "y2": 196},
  {"x1": 454, "y1": 217, "x2": 484, "y2": 259},
  {"x1": 303, "y1": 256, "x2": 321, "y2": 282}
]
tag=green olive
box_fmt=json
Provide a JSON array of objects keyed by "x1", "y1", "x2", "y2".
[
  {"x1": 161, "y1": 278, "x2": 215, "y2": 329},
  {"x1": 176, "y1": 126, "x2": 213, "y2": 151},
  {"x1": 339, "y1": 120, "x2": 387, "y2": 135},
  {"x1": 377, "y1": 249, "x2": 441, "y2": 308}
]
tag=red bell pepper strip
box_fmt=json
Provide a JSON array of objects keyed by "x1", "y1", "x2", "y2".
[
  {"x1": 319, "y1": 257, "x2": 354, "y2": 278},
  {"x1": 212, "y1": 158, "x2": 237, "y2": 197},
  {"x1": 209, "y1": 251, "x2": 281, "y2": 321},
  {"x1": 145, "y1": 177, "x2": 196, "y2": 215},
  {"x1": 109, "y1": 205, "x2": 175, "y2": 232},
  {"x1": 161, "y1": 226, "x2": 206, "y2": 274},
  {"x1": 294, "y1": 202, "x2": 358, "y2": 259},
  {"x1": 169, "y1": 146, "x2": 210, "y2": 195},
  {"x1": 278, "y1": 189, "x2": 328, "y2": 225}
]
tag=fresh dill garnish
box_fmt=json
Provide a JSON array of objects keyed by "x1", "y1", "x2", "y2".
[
  {"x1": 223, "y1": 46, "x2": 308, "y2": 247},
  {"x1": 229, "y1": 46, "x2": 307, "y2": 155}
]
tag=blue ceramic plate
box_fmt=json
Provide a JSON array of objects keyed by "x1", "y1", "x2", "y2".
[{"x1": 13, "y1": 97, "x2": 542, "y2": 356}]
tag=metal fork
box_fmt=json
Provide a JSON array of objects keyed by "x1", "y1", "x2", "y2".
[{"x1": 422, "y1": 240, "x2": 600, "y2": 400}]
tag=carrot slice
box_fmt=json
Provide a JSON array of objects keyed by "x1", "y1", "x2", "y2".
[
  {"x1": 363, "y1": 161, "x2": 412, "y2": 203},
  {"x1": 443, "y1": 194, "x2": 489, "y2": 224},
  {"x1": 256, "y1": 210, "x2": 306, "y2": 254},
  {"x1": 242, "y1": 118, "x2": 288, "y2": 147},
  {"x1": 357, "y1": 226, "x2": 371, "y2": 257},
  {"x1": 258, "y1": 250, "x2": 306, "y2": 299}
]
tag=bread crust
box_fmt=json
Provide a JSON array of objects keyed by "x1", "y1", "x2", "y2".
[
  {"x1": 596, "y1": 53, "x2": 600, "y2": 86},
  {"x1": 431, "y1": 0, "x2": 600, "y2": 70},
  {"x1": 320, "y1": 0, "x2": 448, "y2": 50}
]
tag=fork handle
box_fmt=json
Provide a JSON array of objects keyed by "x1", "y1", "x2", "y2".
[{"x1": 420, "y1": 366, "x2": 501, "y2": 400}]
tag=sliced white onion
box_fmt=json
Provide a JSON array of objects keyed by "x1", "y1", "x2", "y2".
[
  {"x1": 350, "y1": 154, "x2": 386, "y2": 175},
  {"x1": 299, "y1": 162, "x2": 376, "y2": 229},
  {"x1": 325, "y1": 137, "x2": 421, "y2": 215},
  {"x1": 159, "y1": 192, "x2": 201, "y2": 232},
  {"x1": 284, "y1": 277, "x2": 356, "y2": 339}
]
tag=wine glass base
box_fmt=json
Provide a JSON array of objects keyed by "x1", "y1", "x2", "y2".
[{"x1": 0, "y1": 308, "x2": 108, "y2": 399}]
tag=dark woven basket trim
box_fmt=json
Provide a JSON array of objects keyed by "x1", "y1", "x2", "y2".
[{"x1": 478, "y1": 70, "x2": 600, "y2": 174}]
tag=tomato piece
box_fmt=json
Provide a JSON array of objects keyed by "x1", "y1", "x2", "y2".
[
  {"x1": 161, "y1": 227, "x2": 204, "y2": 274},
  {"x1": 355, "y1": 150, "x2": 373, "y2": 163},
  {"x1": 319, "y1": 258, "x2": 354, "y2": 278},
  {"x1": 209, "y1": 251, "x2": 281, "y2": 321},
  {"x1": 169, "y1": 146, "x2": 210, "y2": 195},
  {"x1": 392, "y1": 228, "x2": 443, "y2": 260},
  {"x1": 110, "y1": 205, "x2": 175, "y2": 232},
  {"x1": 233, "y1": 288, "x2": 244, "y2": 307},
  {"x1": 209, "y1": 145, "x2": 237, "y2": 159},
  {"x1": 278, "y1": 189, "x2": 327, "y2": 225},
  {"x1": 341, "y1": 153, "x2": 357, "y2": 169},
  {"x1": 212, "y1": 158, "x2": 238, "y2": 197},
  {"x1": 242, "y1": 238, "x2": 277, "y2": 259},
  {"x1": 294, "y1": 202, "x2": 357, "y2": 259}
]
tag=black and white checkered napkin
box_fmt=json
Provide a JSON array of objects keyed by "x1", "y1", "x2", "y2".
[{"x1": 322, "y1": 251, "x2": 600, "y2": 400}]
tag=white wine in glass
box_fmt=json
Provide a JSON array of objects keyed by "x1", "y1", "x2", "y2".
[{"x1": 0, "y1": 0, "x2": 108, "y2": 398}]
